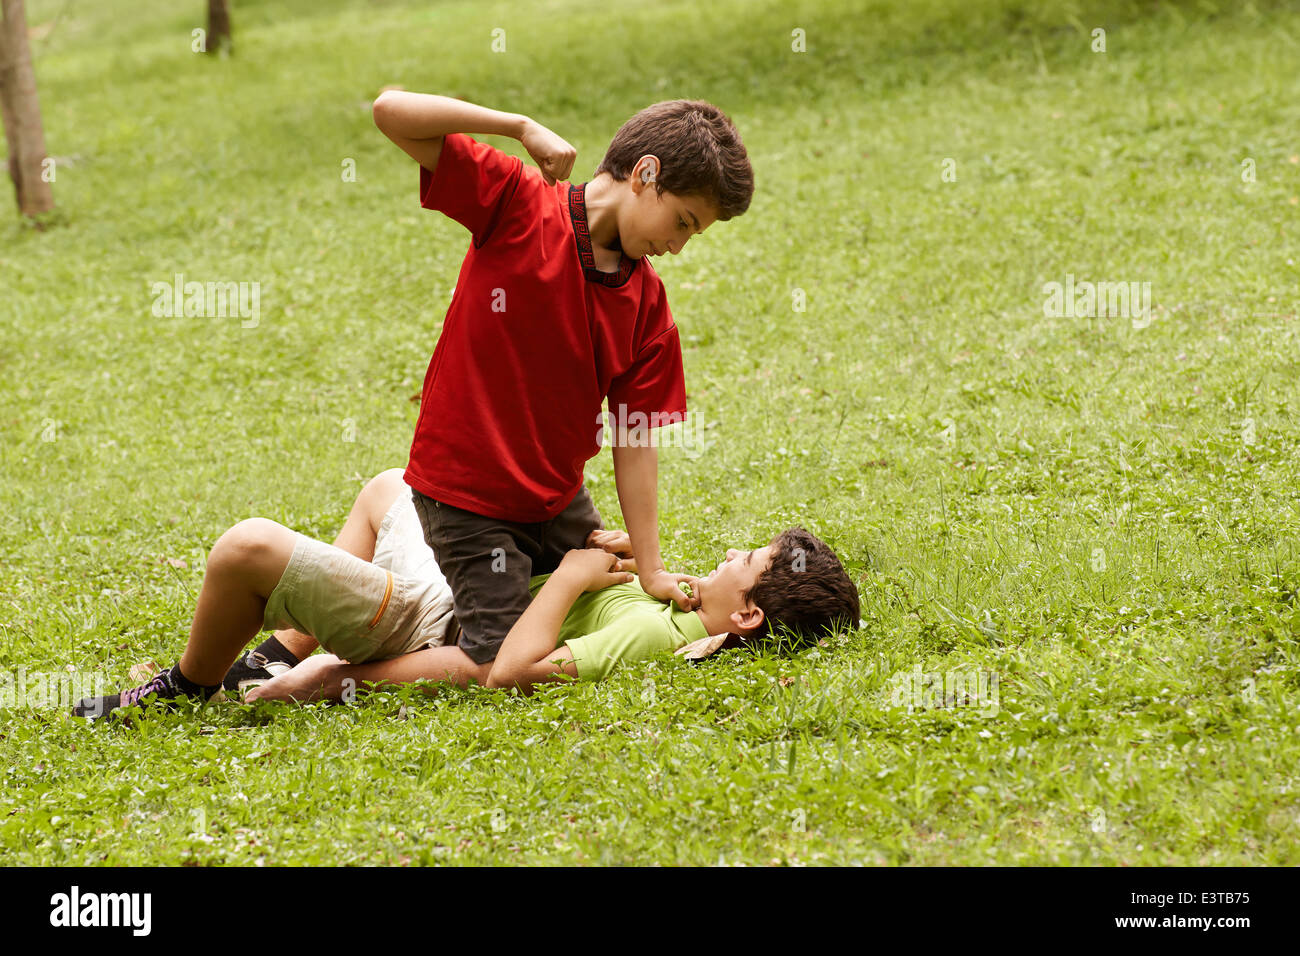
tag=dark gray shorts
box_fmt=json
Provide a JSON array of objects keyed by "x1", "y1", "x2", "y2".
[{"x1": 409, "y1": 486, "x2": 603, "y2": 665}]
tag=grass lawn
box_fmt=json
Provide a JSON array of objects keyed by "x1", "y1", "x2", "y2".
[{"x1": 2, "y1": 0, "x2": 1298, "y2": 865}]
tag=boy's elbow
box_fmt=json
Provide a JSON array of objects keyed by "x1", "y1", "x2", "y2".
[
  {"x1": 371, "y1": 90, "x2": 402, "y2": 130},
  {"x1": 484, "y1": 665, "x2": 519, "y2": 691},
  {"x1": 485, "y1": 667, "x2": 536, "y2": 695}
]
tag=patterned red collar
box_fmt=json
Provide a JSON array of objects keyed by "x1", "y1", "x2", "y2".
[{"x1": 568, "y1": 182, "x2": 637, "y2": 288}]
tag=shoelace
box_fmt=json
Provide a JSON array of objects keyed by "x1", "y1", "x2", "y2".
[{"x1": 121, "y1": 671, "x2": 171, "y2": 707}]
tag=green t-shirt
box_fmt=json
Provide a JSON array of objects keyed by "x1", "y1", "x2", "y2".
[{"x1": 527, "y1": 574, "x2": 709, "y2": 681}]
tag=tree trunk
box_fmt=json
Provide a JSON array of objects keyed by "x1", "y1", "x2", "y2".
[
  {"x1": 0, "y1": 0, "x2": 55, "y2": 218},
  {"x1": 207, "y1": 0, "x2": 232, "y2": 55}
]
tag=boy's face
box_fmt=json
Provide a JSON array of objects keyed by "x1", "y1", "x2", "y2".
[
  {"x1": 624, "y1": 155, "x2": 719, "y2": 259},
  {"x1": 695, "y1": 543, "x2": 775, "y2": 633}
]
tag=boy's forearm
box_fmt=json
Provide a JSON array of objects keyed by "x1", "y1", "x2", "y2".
[
  {"x1": 612, "y1": 443, "x2": 666, "y2": 575},
  {"x1": 490, "y1": 574, "x2": 583, "y2": 682},
  {"x1": 373, "y1": 90, "x2": 529, "y2": 141}
]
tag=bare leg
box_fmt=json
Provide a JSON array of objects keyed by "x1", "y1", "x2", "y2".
[
  {"x1": 265, "y1": 469, "x2": 410, "y2": 660},
  {"x1": 245, "y1": 645, "x2": 491, "y2": 704},
  {"x1": 177, "y1": 518, "x2": 299, "y2": 686}
]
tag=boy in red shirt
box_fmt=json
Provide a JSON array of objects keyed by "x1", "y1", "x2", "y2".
[{"x1": 372, "y1": 92, "x2": 754, "y2": 669}]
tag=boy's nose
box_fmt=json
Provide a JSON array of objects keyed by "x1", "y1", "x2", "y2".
[{"x1": 725, "y1": 549, "x2": 739, "y2": 561}]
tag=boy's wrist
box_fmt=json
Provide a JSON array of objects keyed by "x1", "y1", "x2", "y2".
[
  {"x1": 632, "y1": 543, "x2": 665, "y2": 577},
  {"x1": 549, "y1": 565, "x2": 590, "y2": 595}
]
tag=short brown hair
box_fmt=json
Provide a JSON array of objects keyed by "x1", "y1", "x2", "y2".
[
  {"x1": 745, "y1": 528, "x2": 860, "y2": 649},
  {"x1": 594, "y1": 99, "x2": 753, "y2": 221}
]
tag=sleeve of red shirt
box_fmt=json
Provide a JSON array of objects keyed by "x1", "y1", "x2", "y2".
[
  {"x1": 608, "y1": 310, "x2": 689, "y2": 427},
  {"x1": 418, "y1": 132, "x2": 525, "y2": 248}
]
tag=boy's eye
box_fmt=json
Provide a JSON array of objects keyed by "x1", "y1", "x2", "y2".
[{"x1": 679, "y1": 219, "x2": 686, "y2": 230}]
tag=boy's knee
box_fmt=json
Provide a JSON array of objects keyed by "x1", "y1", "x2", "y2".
[
  {"x1": 357, "y1": 469, "x2": 408, "y2": 524},
  {"x1": 211, "y1": 518, "x2": 282, "y2": 571},
  {"x1": 365, "y1": 468, "x2": 407, "y2": 500}
]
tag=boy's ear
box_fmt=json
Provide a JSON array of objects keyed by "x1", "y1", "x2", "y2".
[{"x1": 731, "y1": 604, "x2": 764, "y2": 635}]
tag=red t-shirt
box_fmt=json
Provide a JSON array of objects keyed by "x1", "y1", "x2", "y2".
[{"x1": 404, "y1": 133, "x2": 688, "y2": 522}]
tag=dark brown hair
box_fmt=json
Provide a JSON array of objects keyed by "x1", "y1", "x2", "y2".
[
  {"x1": 745, "y1": 528, "x2": 861, "y2": 649},
  {"x1": 594, "y1": 99, "x2": 753, "y2": 221}
]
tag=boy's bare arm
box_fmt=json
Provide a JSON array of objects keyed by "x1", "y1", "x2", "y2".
[
  {"x1": 611, "y1": 441, "x2": 701, "y2": 612},
  {"x1": 371, "y1": 90, "x2": 577, "y2": 184},
  {"x1": 487, "y1": 550, "x2": 633, "y2": 694},
  {"x1": 485, "y1": 571, "x2": 582, "y2": 695}
]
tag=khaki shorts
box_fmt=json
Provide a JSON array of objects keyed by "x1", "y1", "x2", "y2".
[{"x1": 262, "y1": 487, "x2": 457, "y2": 663}]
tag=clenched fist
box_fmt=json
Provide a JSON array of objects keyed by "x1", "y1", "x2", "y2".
[{"x1": 521, "y1": 119, "x2": 577, "y2": 186}]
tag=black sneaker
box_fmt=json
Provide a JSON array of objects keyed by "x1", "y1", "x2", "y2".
[
  {"x1": 222, "y1": 648, "x2": 294, "y2": 695},
  {"x1": 73, "y1": 669, "x2": 184, "y2": 721}
]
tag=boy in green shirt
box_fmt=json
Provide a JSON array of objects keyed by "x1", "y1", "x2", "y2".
[{"x1": 73, "y1": 469, "x2": 859, "y2": 718}]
